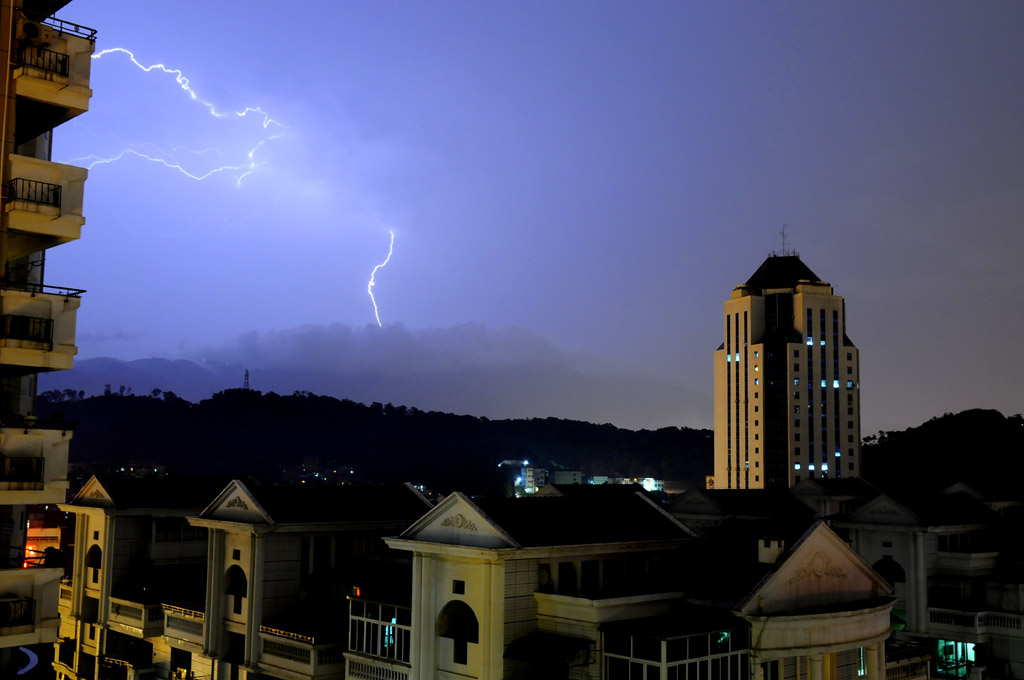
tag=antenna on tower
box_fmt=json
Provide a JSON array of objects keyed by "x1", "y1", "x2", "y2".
[
  {"x1": 771, "y1": 224, "x2": 799, "y2": 258},
  {"x1": 243, "y1": 369, "x2": 250, "y2": 390}
]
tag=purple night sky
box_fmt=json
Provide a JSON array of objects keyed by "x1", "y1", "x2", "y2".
[{"x1": 41, "y1": 1, "x2": 1024, "y2": 432}]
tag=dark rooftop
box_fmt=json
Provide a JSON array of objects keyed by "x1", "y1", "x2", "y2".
[
  {"x1": 250, "y1": 482, "x2": 432, "y2": 524},
  {"x1": 474, "y1": 489, "x2": 691, "y2": 547},
  {"x1": 744, "y1": 255, "x2": 824, "y2": 291}
]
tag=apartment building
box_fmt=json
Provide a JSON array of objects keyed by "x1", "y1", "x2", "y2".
[
  {"x1": 54, "y1": 476, "x2": 220, "y2": 680},
  {"x1": 713, "y1": 255, "x2": 861, "y2": 489},
  {"x1": 0, "y1": 0, "x2": 93, "y2": 673},
  {"x1": 373, "y1": 484, "x2": 894, "y2": 680}
]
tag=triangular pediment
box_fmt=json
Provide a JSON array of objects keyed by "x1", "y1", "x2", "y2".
[
  {"x1": 669, "y1": 487, "x2": 722, "y2": 516},
  {"x1": 199, "y1": 480, "x2": 273, "y2": 524},
  {"x1": 741, "y1": 522, "x2": 893, "y2": 616},
  {"x1": 73, "y1": 475, "x2": 114, "y2": 508},
  {"x1": 399, "y1": 492, "x2": 518, "y2": 549},
  {"x1": 847, "y1": 494, "x2": 922, "y2": 526}
]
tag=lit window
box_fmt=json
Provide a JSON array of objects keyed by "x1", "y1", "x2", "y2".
[
  {"x1": 820, "y1": 340, "x2": 825, "y2": 346},
  {"x1": 754, "y1": 351, "x2": 759, "y2": 358},
  {"x1": 735, "y1": 353, "x2": 740, "y2": 362},
  {"x1": 794, "y1": 463, "x2": 801, "y2": 470},
  {"x1": 754, "y1": 379, "x2": 759, "y2": 385},
  {"x1": 821, "y1": 463, "x2": 828, "y2": 472},
  {"x1": 820, "y1": 380, "x2": 827, "y2": 388},
  {"x1": 808, "y1": 464, "x2": 815, "y2": 470},
  {"x1": 793, "y1": 379, "x2": 800, "y2": 386},
  {"x1": 806, "y1": 337, "x2": 813, "y2": 346},
  {"x1": 847, "y1": 380, "x2": 854, "y2": 388},
  {"x1": 936, "y1": 640, "x2": 975, "y2": 679},
  {"x1": 835, "y1": 450, "x2": 841, "y2": 457},
  {"x1": 727, "y1": 355, "x2": 731, "y2": 362},
  {"x1": 833, "y1": 379, "x2": 840, "y2": 389},
  {"x1": 754, "y1": 366, "x2": 759, "y2": 372}
]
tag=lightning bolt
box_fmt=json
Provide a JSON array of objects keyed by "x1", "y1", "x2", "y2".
[
  {"x1": 368, "y1": 230, "x2": 395, "y2": 327},
  {"x1": 92, "y1": 48, "x2": 282, "y2": 128},
  {"x1": 81, "y1": 47, "x2": 286, "y2": 183}
]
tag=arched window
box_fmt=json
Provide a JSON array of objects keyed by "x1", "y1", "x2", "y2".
[
  {"x1": 85, "y1": 545, "x2": 102, "y2": 584},
  {"x1": 872, "y1": 556, "x2": 905, "y2": 587},
  {"x1": 438, "y1": 600, "x2": 478, "y2": 665},
  {"x1": 225, "y1": 565, "x2": 248, "y2": 615}
]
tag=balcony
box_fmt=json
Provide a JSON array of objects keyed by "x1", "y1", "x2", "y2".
[
  {"x1": 0, "y1": 282, "x2": 82, "y2": 373},
  {"x1": 936, "y1": 550, "x2": 1000, "y2": 575},
  {"x1": 99, "y1": 655, "x2": 152, "y2": 680},
  {"x1": 0, "y1": 420, "x2": 71, "y2": 504},
  {"x1": 0, "y1": 564, "x2": 62, "y2": 645},
  {"x1": 107, "y1": 597, "x2": 165, "y2": 639},
  {"x1": 12, "y1": 15, "x2": 95, "y2": 131},
  {"x1": 345, "y1": 653, "x2": 412, "y2": 680},
  {"x1": 5, "y1": 154, "x2": 88, "y2": 259},
  {"x1": 162, "y1": 604, "x2": 205, "y2": 647},
  {"x1": 929, "y1": 607, "x2": 1024, "y2": 640},
  {"x1": 258, "y1": 625, "x2": 347, "y2": 680}
]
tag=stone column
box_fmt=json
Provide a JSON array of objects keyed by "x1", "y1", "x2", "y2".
[
  {"x1": 865, "y1": 644, "x2": 880, "y2": 680},
  {"x1": 204, "y1": 529, "x2": 224, "y2": 656},
  {"x1": 809, "y1": 653, "x2": 824, "y2": 680},
  {"x1": 244, "y1": 531, "x2": 263, "y2": 667}
]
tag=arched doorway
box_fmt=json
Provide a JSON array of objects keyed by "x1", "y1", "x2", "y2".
[
  {"x1": 224, "y1": 565, "x2": 248, "y2": 615},
  {"x1": 438, "y1": 600, "x2": 478, "y2": 666},
  {"x1": 85, "y1": 545, "x2": 102, "y2": 585}
]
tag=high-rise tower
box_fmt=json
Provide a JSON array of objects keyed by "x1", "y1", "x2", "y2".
[
  {"x1": 713, "y1": 255, "x2": 860, "y2": 489},
  {"x1": 0, "y1": 0, "x2": 93, "y2": 671}
]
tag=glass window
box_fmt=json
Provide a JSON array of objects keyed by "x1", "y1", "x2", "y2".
[{"x1": 936, "y1": 640, "x2": 975, "y2": 678}]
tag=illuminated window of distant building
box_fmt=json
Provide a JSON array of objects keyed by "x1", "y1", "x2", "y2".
[
  {"x1": 794, "y1": 463, "x2": 801, "y2": 470},
  {"x1": 847, "y1": 381, "x2": 854, "y2": 388},
  {"x1": 858, "y1": 648, "x2": 867, "y2": 677},
  {"x1": 807, "y1": 337, "x2": 813, "y2": 346},
  {"x1": 808, "y1": 464, "x2": 815, "y2": 470},
  {"x1": 727, "y1": 355, "x2": 731, "y2": 362},
  {"x1": 820, "y1": 340, "x2": 826, "y2": 346},
  {"x1": 820, "y1": 380, "x2": 827, "y2": 388},
  {"x1": 754, "y1": 366, "x2": 759, "y2": 372},
  {"x1": 754, "y1": 379, "x2": 759, "y2": 385},
  {"x1": 793, "y1": 379, "x2": 800, "y2": 386},
  {"x1": 833, "y1": 380, "x2": 840, "y2": 389},
  {"x1": 936, "y1": 640, "x2": 975, "y2": 679},
  {"x1": 754, "y1": 351, "x2": 759, "y2": 358}
]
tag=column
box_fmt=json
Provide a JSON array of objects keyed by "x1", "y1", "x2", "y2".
[
  {"x1": 204, "y1": 529, "x2": 224, "y2": 655},
  {"x1": 245, "y1": 531, "x2": 263, "y2": 666},
  {"x1": 809, "y1": 653, "x2": 824, "y2": 680},
  {"x1": 865, "y1": 644, "x2": 880, "y2": 680},
  {"x1": 410, "y1": 553, "x2": 423, "y2": 680},
  {"x1": 914, "y1": 531, "x2": 928, "y2": 632}
]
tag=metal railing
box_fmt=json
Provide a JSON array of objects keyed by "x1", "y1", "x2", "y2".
[
  {"x1": 41, "y1": 16, "x2": 98, "y2": 41},
  {"x1": 0, "y1": 455, "x2": 44, "y2": 482},
  {"x1": 0, "y1": 278, "x2": 85, "y2": 297},
  {"x1": 17, "y1": 45, "x2": 69, "y2": 76},
  {"x1": 8, "y1": 178, "x2": 62, "y2": 208},
  {"x1": 0, "y1": 314, "x2": 53, "y2": 345},
  {"x1": 0, "y1": 596, "x2": 34, "y2": 627},
  {"x1": 260, "y1": 624, "x2": 316, "y2": 645}
]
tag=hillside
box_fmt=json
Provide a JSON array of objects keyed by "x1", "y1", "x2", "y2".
[{"x1": 37, "y1": 388, "x2": 713, "y2": 496}]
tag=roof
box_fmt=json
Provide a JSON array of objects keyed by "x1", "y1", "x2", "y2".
[
  {"x1": 472, "y1": 490, "x2": 691, "y2": 547},
  {"x1": 202, "y1": 481, "x2": 433, "y2": 525},
  {"x1": 601, "y1": 604, "x2": 749, "y2": 638},
  {"x1": 74, "y1": 475, "x2": 229, "y2": 510},
  {"x1": 743, "y1": 255, "x2": 825, "y2": 291}
]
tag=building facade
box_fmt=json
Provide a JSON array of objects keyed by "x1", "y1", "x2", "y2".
[
  {"x1": 0, "y1": 0, "x2": 93, "y2": 673},
  {"x1": 713, "y1": 255, "x2": 861, "y2": 490}
]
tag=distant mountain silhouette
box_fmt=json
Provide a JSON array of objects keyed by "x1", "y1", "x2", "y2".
[
  {"x1": 862, "y1": 409, "x2": 1024, "y2": 496},
  {"x1": 40, "y1": 355, "x2": 711, "y2": 431}
]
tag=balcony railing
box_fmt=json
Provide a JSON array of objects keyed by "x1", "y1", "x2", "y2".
[
  {"x1": 163, "y1": 604, "x2": 205, "y2": 644},
  {"x1": 0, "y1": 596, "x2": 34, "y2": 627},
  {"x1": 930, "y1": 608, "x2": 1024, "y2": 638},
  {"x1": 346, "y1": 654, "x2": 412, "y2": 680},
  {"x1": 41, "y1": 16, "x2": 98, "y2": 41},
  {"x1": 8, "y1": 178, "x2": 62, "y2": 208},
  {"x1": 0, "y1": 314, "x2": 53, "y2": 346},
  {"x1": 0, "y1": 279, "x2": 85, "y2": 298},
  {"x1": 258, "y1": 625, "x2": 347, "y2": 677},
  {"x1": 0, "y1": 455, "x2": 44, "y2": 482},
  {"x1": 17, "y1": 45, "x2": 69, "y2": 77}
]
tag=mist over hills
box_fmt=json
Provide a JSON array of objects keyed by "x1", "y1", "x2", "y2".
[{"x1": 45, "y1": 323, "x2": 711, "y2": 430}]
